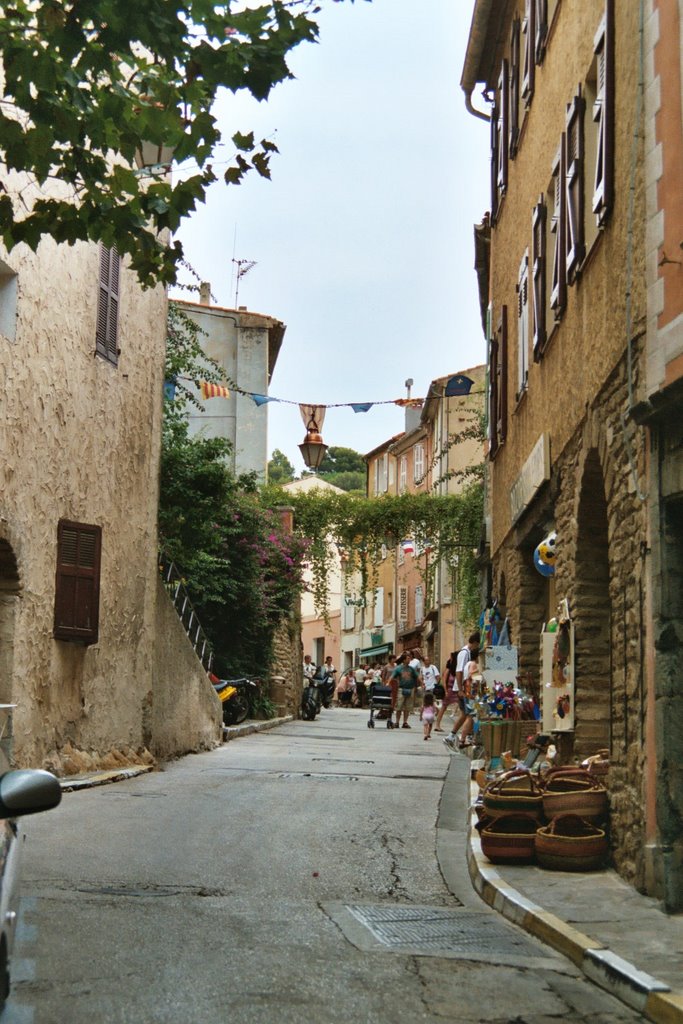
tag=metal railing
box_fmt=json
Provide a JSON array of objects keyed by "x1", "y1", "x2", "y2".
[{"x1": 159, "y1": 552, "x2": 214, "y2": 672}]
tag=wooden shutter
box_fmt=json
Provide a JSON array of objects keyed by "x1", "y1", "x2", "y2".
[
  {"x1": 509, "y1": 18, "x2": 521, "y2": 159},
  {"x1": 532, "y1": 197, "x2": 547, "y2": 359},
  {"x1": 517, "y1": 252, "x2": 529, "y2": 397},
  {"x1": 592, "y1": 0, "x2": 614, "y2": 225},
  {"x1": 488, "y1": 330, "x2": 499, "y2": 459},
  {"x1": 54, "y1": 520, "x2": 102, "y2": 644},
  {"x1": 496, "y1": 307, "x2": 508, "y2": 446},
  {"x1": 550, "y1": 138, "x2": 567, "y2": 319},
  {"x1": 497, "y1": 60, "x2": 509, "y2": 197},
  {"x1": 565, "y1": 90, "x2": 586, "y2": 283},
  {"x1": 522, "y1": 0, "x2": 535, "y2": 108},
  {"x1": 490, "y1": 96, "x2": 499, "y2": 223},
  {"x1": 535, "y1": 0, "x2": 548, "y2": 64},
  {"x1": 96, "y1": 245, "x2": 120, "y2": 365}
]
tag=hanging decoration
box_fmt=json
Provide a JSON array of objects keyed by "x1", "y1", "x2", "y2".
[
  {"x1": 200, "y1": 380, "x2": 230, "y2": 400},
  {"x1": 533, "y1": 531, "x2": 557, "y2": 577}
]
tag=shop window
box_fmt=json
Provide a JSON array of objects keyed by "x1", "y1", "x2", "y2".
[
  {"x1": 521, "y1": 0, "x2": 535, "y2": 108},
  {"x1": 589, "y1": 1, "x2": 615, "y2": 230},
  {"x1": 509, "y1": 17, "x2": 521, "y2": 159},
  {"x1": 550, "y1": 138, "x2": 567, "y2": 321},
  {"x1": 565, "y1": 90, "x2": 586, "y2": 285},
  {"x1": 53, "y1": 520, "x2": 102, "y2": 645},
  {"x1": 532, "y1": 198, "x2": 547, "y2": 360},
  {"x1": 516, "y1": 251, "x2": 530, "y2": 399}
]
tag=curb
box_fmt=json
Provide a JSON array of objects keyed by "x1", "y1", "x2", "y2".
[
  {"x1": 59, "y1": 766, "x2": 154, "y2": 791},
  {"x1": 222, "y1": 714, "x2": 294, "y2": 742},
  {"x1": 465, "y1": 782, "x2": 683, "y2": 1024}
]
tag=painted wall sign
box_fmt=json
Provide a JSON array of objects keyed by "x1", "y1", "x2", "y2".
[{"x1": 509, "y1": 433, "x2": 551, "y2": 524}]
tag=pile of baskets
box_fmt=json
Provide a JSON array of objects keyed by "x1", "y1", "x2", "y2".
[{"x1": 476, "y1": 767, "x2": 609, "y2": 871}]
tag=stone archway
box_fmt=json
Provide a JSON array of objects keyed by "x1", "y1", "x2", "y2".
[
  {"x1": 0, "y1": 539, "x2": 20, "y2": 705},
  {"x1": 573, "y1": 449, "x2": 611, "y2": 756}
]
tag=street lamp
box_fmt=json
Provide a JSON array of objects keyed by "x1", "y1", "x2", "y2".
[{"x1": 299, "y1": 413, "x2": 328, "y2": 471}]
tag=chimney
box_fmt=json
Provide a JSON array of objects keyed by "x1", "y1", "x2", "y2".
[{"x1": 199, "y1": 281, "x2": 211, "y2": 305}]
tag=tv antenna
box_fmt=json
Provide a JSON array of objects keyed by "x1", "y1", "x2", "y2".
[{"x1": 232, "y1": 258, "x2": 257, "y2": 307}]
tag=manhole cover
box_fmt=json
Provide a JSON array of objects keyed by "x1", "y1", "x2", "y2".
[{"x1": 344, "y1": 905, "x2": 544, "y2": 960}]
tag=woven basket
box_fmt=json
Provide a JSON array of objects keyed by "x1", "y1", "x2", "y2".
[
  {"x1": 481, "y1": 813, "x2": 538, "y2": 864},
  {"x1": 535, "y1": 813, "x2": 608, "y2": 871},
  {"x1": 483, "y1": 769, "x2": 545, "y2": 821},
  {"x1": 581, "y1": 749, "x2": 610, "y2": 779},
  {"x1": 542, "y1": 769, "x2": 608, "y2": 824}
]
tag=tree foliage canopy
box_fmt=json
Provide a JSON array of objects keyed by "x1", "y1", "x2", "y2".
[{"x1": 0, "y1": 0, "x2": 358, "y2": 286}]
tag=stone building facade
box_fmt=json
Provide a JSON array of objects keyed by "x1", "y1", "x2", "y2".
[
  {"x1": 0, "y1": 196, "x2": 220, "y2": 771},
  {"x1": 462, "y1": 0, "x2": 651, "y2": 890}
]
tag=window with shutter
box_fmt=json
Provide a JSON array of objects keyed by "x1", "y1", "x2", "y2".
[
  {"x1": 534, "y1": 0, "x2": 548, "y2": 63},
  {"x1": 399, "y1": 455, "x2": 407, "y2": 494},
  {"x1": 509, "y1": 18, "x2": 521, "y2": 159},
  {"x1": 521, "y1": 0, "x2": 535, "y2": 107},
  {"x1": 592, "y1": 1, "x2": 614, "y2": 226},
  {"x1": 532, "y1": 198, "x2": 547, "y2": 360},
  {"x1": 517, "y1": 251, "x2": 530, "y2": 398},
  {"x1": 565, "y1": 90, "x2": 586, "y2": 284},
  {"x1": 488, "y1": 330, "x2": 499, "y2": 459},
  {"x1": 490, "y1": 96, "x2": 499, "y2": 223},
  {"x1": 374, "y1": 587, "x2": 384, "y2": 628},
  {"x1": 497, "y1": 307, "x2": 508, "y2": 446},
  {"x1": 414, "y1": 586, "x2": 424, "y2": 627},
  {"x1": 54, "y1": 520, "x2": 102, "y2": 644},
  {"x1": 413, "y1": 444, "x2": 424, "y2": 483},
  {"x1": 496, "y1": 60, "x2": 509, "y2": 198},
  {"x1": 95, "y1": 244, "x2": 120, "y2": 365},
  {"x1": 550, "y1": 139, "x2": 567, "y2": 319}
]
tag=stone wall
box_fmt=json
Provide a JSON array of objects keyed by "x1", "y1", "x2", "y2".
[{"x1": 270, "y1": 611, "x2": 303, "y2": 717}]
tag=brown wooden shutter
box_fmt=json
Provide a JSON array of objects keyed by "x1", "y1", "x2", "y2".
[
  {"x1": 592, "y1": 0, "x2": 615, "y2": 226},
  {"x1": 535, "y1": 0, "x2": 548, "y2": 63},
  {"x1": 550, "y1": 137, "x2": 567, "y2": 319},
  {"x1": 489, "y1": 332, "x2": 499, "y2": 459},
  {"x1": 517, "y1": 252, "x2": 529, "y2": 398},
  {"x1": 497, "y1": 306, "x2": 508, "y2": 445},
  {"x1": 96, "y1": 244, "x2": 120, "y2": 365},
  {"x1": 497, "y1": 60, "x2": 510, "y2": 198},
  {"x1": 54, "y1": 520, "x2": 102, "y2": 644},
  {"x1": 565, "y1": 90, "x2": 586, "y2": 283},
  {"x1": 490, "y1": 96, "x2": 499, "y2": 223},
  {"x1": 522, "y1": 0, "x2": 535, "y2": 108},
  {"x1": 532, "y1": 197, "x2": 547, "y2": 359},
  {"x1": 509, "y1": 18, "x2": 521, "y2": 159}
]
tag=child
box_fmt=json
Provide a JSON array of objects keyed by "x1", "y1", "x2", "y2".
[{"x1": 420, "y1": 691, "x2": 436, "y2": 740}]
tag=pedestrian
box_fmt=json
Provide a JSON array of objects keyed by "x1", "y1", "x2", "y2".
[
  {"x1": 421, "y1": 656, "x2": 440, "y2": 693},
  {"x1": 336, "y1": 669, "x2": 354, "y2": 707},
  {"x1": 391, "y1": 653, "x2": 420, "y2": 729},
  {"x1": 420, "y1": 691, "x2": 436, "y2": 740},
  {"x1": 380, "y1": 655, "x2": 398, "y2": 715},
  {"x1": 434, "y1": 652, "x2": 459, "y2": 732},
  {"x1": 455, "y1": 659, "x2": 480, "y2": 748},
  {"x1": 303, "y1": 654, "x2": 315, "y2": 682},
  {"x1": 443, "y1": 632, "x2": 481, "y2": 751},
  {"x1": 354, "y1": 663, "x2": 368, "y2": 708}
]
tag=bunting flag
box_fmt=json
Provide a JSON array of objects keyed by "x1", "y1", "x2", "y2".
[
  {"x1": 250, "y1": 394, "x2": 275, "y2": 407},
  {"x1": 394, "y1": 398, "x2": 423, "y2": 408},
  {"x1": 200, "y1": 380, "x2": 230, "y2": 400},
  {"x1": 350, "y1": 402, "x2": 374, "y2": 413},
  {"x1": 400, "y1": 539, "x2": 415, "y2": 555},
  {"x1": 299, "y1": 403, "x2": 326, "y2": 432}
]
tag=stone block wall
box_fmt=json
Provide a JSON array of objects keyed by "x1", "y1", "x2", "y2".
[{"x1": 269, "y1": 610, "x2": 303, "y2": 717}]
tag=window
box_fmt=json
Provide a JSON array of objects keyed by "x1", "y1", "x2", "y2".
[
  {"x1": 96, "y1": 244, "x2": 120, "y2": 365},
  {"x1": 398, "y1": 586, "x2": 408, "y2": 632},
  {"x1": 565, "y1": 90, "x2": 586, "y2": 284},
  {"x1": 54, "y1": 520, "x2": 102, "y2": 645},
  {"x1": 0, "y1": 257, "x2": 18, "y2": 342},
  {"x1": 414, "y1": 586, "x2": 424, "y2": 627},
  {"x1": 490, "y1": 95, "x2": 499, "y2": 223},
  {"x1": 517, "y1": 252, "x2": 530, "y2": 398},
  {"x1": 532, "y1": 199, "x2": 547, "y2": 359},
  {"x1": 380, "y1": 543, "x2": 387, "y2": 561},
  {"x1": 509, "y1": 18, "x2": 521, "y2": 159},
  {"x1": 374, "y1": 587, "x2": 384, "y2": 628},
  {"x1": 534, "y1": 0, "x2": 548, "y2": 63},
  {"x1": 550, "y1": 139, "x2": 567, "y2": 320},
  {"x1": 521, "y1": 0, "x2": 535, "y2": 108},
  {"x1": 343, "y1": 597, "x2": 355, "y2": 630},
  {"x1": 373, "y1": 453, "x2": 388, "y2": 495},
  {"x1": 413, "y1": 444, "x2": 425, "y2": 483},
  {"x1": 590, "y1": 1, "x2": 615, "y2": 228},
  {"x1": 496, "y1": 60, "x2": 509, "y2": 199},
  {"x1": 489, "y1": 306, "x2": 508, "y2": 459},
  {"x1": 399, "y1": 456, "x2": 407, "y2": 494}
]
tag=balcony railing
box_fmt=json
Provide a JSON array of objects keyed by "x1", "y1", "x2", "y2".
[{"x1": 159, "y1": 552, "x2": 214, "y2": 672}]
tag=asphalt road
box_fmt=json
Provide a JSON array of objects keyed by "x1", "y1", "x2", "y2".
[{"x1": 8, "y1": 709, "x2": 641, "y2": 1023}]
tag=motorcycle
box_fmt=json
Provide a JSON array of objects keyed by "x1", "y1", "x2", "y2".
[
  {"x1": 301, "y1": 668, "x2": 335, "y2": 721},
  {"x1": 210, "y1": 676, "x2": 257, "y2": 726}
]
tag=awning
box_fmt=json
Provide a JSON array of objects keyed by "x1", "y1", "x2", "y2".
[{"x1": 360, "y1": 643, "x2": 393, "y2": 658}]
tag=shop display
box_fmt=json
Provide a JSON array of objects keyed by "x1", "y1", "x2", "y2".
[{"x1": 540, "y1": 598, "x2": 575, "y2": 733}]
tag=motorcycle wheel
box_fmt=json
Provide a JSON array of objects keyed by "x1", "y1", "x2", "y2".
[{"x1": 223, "y1": 694, "x2": 249, "y2": 726}]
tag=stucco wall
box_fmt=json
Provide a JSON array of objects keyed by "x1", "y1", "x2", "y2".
[{"x1": 149, "y1": 579, "x2": 222, "y2": 759}]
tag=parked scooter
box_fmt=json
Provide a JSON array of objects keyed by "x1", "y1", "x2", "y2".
[
  {"x1": 301, "y1": 667, "x2": 336, "y2": 720},
  {"x1": 210, "y1": 675, "x2": 257, "y2": 726}
]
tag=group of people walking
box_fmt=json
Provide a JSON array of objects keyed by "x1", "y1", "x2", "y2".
[{"x1": 308, "y1": 634, "x2": 482, "y2": 746}]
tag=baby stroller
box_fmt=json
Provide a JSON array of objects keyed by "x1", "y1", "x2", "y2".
[{"x1": 367, "y1": 681, "x2": 395, "y2": 729}]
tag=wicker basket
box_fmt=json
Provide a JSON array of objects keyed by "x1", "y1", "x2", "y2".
[
  {"x1": 481, "y1": 813, "x2": 538, "y2": 864},
  {"x1": 542, "y1": 769, "x2": 608, "y2": 824},
  {"x1": 483, "y1": 769, "x2": 545, "y2": 821},
  {"x1": 535, "y1": 813, "x2": 608, "y2": 871},
  {"x1": 581, "y1": 749, "x2": 610, "y2": 779}
]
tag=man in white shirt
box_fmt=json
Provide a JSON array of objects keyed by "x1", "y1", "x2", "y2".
[
  {"x1": 421, "y1": 656, "x2": 440, "y2": 692},
  {"x1": 303, "y1": 655, "x2": 315, "y2": 681},
  {"x1": 443, "y1": 632, "x2": 480, "y2": 750}
]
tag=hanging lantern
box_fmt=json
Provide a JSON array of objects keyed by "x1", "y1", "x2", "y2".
[{"x1": 298, "y1": 405, "x2": 328, "y2": 470}]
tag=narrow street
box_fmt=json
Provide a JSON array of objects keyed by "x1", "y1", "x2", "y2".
[{"x1": 11, "y1": 711, "x2": 641, "y2": 1024}]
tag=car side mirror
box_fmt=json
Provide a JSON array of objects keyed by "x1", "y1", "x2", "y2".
[{"x1": 0, "y1": 769, "x2": 62, "y2": 818}]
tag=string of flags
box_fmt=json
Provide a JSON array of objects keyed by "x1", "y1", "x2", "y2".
[{"x1": 183, "y1": 372, "x2": 476, "y2": 414}]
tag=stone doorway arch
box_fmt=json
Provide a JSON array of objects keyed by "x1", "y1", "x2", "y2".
[
  {"x1": 573, "y1": 449, "x2": 611, "y2": 756},
  {"x1": 0, "y1": 539, "x2": 20, "y2": 706}
]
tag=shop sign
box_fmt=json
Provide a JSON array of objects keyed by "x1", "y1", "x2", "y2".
[{"x1": 510, "y1": 434, "x2": 551, "y2": 524}]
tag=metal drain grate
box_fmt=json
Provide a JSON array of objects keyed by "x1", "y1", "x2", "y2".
[{"x1": 345, "y1": 905, "x2": 543, "y2": 959}]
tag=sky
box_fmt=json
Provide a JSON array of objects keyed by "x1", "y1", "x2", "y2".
[{"x1": 170, "y1": 0, "x2": 490, "y2": 476}]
